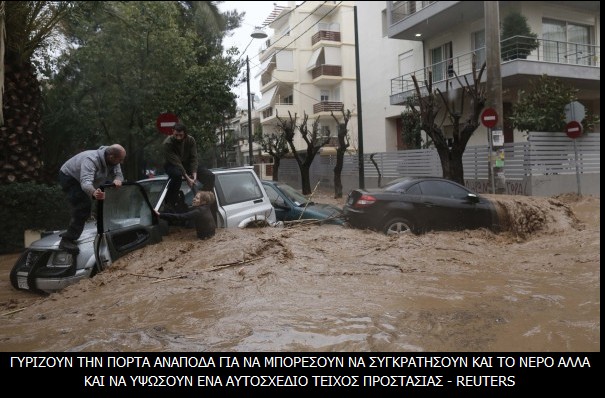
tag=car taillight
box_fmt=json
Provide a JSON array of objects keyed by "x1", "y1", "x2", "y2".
[{"x1": 353, "y1": 194, "x2": 376, "y2": 208}]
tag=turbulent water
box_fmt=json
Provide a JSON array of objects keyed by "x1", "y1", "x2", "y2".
[{"x1": 0, "y1": 194, "x2": 599, "y2": 352}]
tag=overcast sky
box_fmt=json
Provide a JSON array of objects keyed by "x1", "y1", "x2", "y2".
[{"x1": 219, "y1": 1, "x2": 289, "y2": 107}]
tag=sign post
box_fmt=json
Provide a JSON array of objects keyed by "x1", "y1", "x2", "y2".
[
  {"x1": 481, "y1": 108, "x2": 498, "y2": 194},
  {"x1": 156, "y1": 113, "x2": 179, "y2": 135},
  {"x1": 565, "y1": 120, "x2": 583, "y2": 195}
]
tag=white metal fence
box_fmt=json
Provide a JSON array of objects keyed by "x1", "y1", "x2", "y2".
[{"x1": 276, "y1": 132, "x2": 600, "y2": 196}]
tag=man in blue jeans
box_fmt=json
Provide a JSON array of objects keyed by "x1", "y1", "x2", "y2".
[
  {"x1": 58, "y1": 144, "x2": 126, "y2": 254},
  {"x1": 163, "y1": 123, "x2": 198, "y2": 210}
]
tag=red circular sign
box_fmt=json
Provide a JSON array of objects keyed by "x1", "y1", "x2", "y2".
[
  {"x1": 481, "y1": 107, "x2": 498, "y2": 128},
  {"x1": 565, "y1": 120, "x2": 582, "y2": 139},
  {"x1": 156, "y1": 113, "x2": 179, "y2": 135}
]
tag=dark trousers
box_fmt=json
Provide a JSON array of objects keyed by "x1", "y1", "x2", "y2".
[
  {"x1": 164, "y1": 163, "x2": 185, "y2": 203},
  {"x1": 164, "y1": 164, "x2": 215, "y2": 205},
  {"x1": 58, "y1": 171, "x2": 92, "y2": 241}
]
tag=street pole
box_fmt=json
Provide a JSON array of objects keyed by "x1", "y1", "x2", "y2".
[
  {"x1": 485, "y1": 1, "x2": 506, "y2": 194},
  {"x1": 246, "y1": 56, "x2": 254, "y2": 167},
  {"x1": 354, "y1": 5, "x2": 365, "y2": 189}
]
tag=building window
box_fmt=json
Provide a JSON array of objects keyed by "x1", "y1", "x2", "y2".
[
  {"x1": 543, "y1": 18, "x2": 593, "y2": 65},
  {"x1": 471, "y1": 30, "x2": 486, "y2": 69},
  {"x1": 429, "y1": 41, "x2": 452, "y2": 81}
]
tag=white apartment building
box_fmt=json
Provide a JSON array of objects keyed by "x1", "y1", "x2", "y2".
[
  {"x1": 256, "y1": 1, "x2": 358, "y2": 153},
  {"x1": 365, "y1": 1, "x2": 600, "y2": 151},
  {"x1": 248, "y1": 1, "x2": 599, "y2": 160}
]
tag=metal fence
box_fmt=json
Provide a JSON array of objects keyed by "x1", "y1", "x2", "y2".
[{"x1": 276, "y1": 132, "x2": 600, "y2": 196}]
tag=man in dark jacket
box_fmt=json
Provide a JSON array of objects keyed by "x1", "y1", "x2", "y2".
[
  {"x1": 156, "y1": 191, "x2": 216, "y2": 240},
  {"x1": 163, "y1": 123, "x2": 198, "y2": 209}
]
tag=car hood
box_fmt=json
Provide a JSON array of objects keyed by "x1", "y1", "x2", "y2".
[
  {"x1": 28, "y1": 221, "x2": 97, "y2": 250},
  {"x1": 301, "y1": 203, "x2": 343, "y2": 218}
]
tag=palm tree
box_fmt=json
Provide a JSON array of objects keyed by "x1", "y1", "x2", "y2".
[{"x1": 1, "y1": 1, "x2": 73, "y2": 184}]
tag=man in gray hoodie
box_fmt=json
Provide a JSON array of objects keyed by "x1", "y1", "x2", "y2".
[{"x1": 58, "y1": 144, "x2": 126, "y2": 253}]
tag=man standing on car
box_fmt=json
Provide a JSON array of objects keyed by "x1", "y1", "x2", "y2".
[
  {"x1": 163, "y1": 123, "x2": 198, "y2": 210},
  {"x1": 58, "y1": 144, "x2": 126, "y2": 254}
]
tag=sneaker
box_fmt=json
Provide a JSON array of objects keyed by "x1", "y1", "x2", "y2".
[{"x1": 59, "y1": 239, "x2": 80, "y2": 254}]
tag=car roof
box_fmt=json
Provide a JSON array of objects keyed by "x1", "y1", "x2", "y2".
[{"x1": 138, "y1": 167, "x2": 256, "y2": 183}]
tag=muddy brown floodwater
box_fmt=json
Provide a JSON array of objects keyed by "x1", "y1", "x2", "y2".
[{"x1": 0, "y1": 191, "x2": 599, "y2": 352}]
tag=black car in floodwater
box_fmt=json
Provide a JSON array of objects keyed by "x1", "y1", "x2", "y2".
[{"x1": 343, "y1": 176, "x2": 499, "y2": 235}]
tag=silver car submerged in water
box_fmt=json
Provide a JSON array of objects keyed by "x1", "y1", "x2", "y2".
[{"x1": 10, "y1": 167, "x2": 276, "y2": 294}]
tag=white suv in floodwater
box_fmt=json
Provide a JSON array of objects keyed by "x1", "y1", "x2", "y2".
[{"x1": 10, "y1": 166, "x2": 276, "y2": 294}]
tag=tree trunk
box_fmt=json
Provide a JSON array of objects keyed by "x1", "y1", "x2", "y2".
[
  {"x1": 437, "y1": 146, "x2": 465, "y2": 185},
  {"x1": 333, "y1": 149, "x2": 345, "y2": 198},
  {"x1": 300, "y1": 166, "x2": 311, "y2": 195},
  {"x1": 272, "y1": 157, "x2": 280, "y2": 181},
  {"x1": 0, "y1": 60, "x2": 45, "y2": 184}
]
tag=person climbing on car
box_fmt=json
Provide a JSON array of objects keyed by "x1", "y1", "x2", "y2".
[
  {"x1": 163, "y1": 122, "x2": 198, "y2": 212},
  {"x1": 155, "y1": 191, "x2": 216, "y2": 240},
  {"x1": 58, "y1": 144, "x2": 126, "y2": 254}
]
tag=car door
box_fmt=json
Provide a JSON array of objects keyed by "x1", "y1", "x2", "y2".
[
  {"x1": 94, "y1": 182, "x2": 162, "y2": 271},
  {"x1": 417, "y1": 180, "x2": 481, "y2": 231}
]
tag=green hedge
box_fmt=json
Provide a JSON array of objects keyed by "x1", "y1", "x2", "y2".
[{"x1": 0, "y1": 182, "x2": 71, "y2": 254}]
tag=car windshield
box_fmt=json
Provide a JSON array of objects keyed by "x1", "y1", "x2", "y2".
[{"x1": 277, "y1": 183, "x2": 311, "y2": 206}]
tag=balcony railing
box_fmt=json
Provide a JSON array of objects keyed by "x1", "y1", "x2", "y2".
[
  {"x1": 311, "y1": 64, "x2": 342, "y2": 79},
  {"x1": 313, "y1": 101, "x2": 343, "y2": 114},
  {"x1": 391, "y1": 1, "x2": 436, "y2": 25},
  {"x1": 391, "y1": 36, "x2": 600, "y2": 98},
  {"x1": 312, "y1": 30, "x2": 341, "y2": 45}
]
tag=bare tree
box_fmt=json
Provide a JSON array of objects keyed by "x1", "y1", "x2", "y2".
[
  {"x1": 279, "y1": 111, "x2": 330, "y2": 194},
  {"x1": 254, "y1": 127, "x2": 289, "y2": 181},
  {"x1": 410, "y1": 58, "x2": 487, "y2": 184},
  {"x1": 330, "y1": 108, "x2": 351, "y2": 198}
]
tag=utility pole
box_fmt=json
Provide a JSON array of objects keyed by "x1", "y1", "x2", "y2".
[{"x1": 484, "y1": 1, "x2": 506, "y2": 194}]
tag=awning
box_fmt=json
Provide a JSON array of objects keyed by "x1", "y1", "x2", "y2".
[
  {"x1": 306, "y1": 48, "x2": 322, "y2": 71},
  {"x1": 324, "y1": 47, "x2": 341, "y2": 65},
  {"x1": 256, "y1": 85, "x2": 278, "y2": 112},
  {"x1": 255, "y1": 57, "x2": 273, "y2": 78}
]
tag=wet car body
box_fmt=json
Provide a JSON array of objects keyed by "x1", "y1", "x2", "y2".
[
  {"x1": 10, "y1": 167, "x2": 275, "y2": 294},
  {"x1": 343, "y1": 176, "x2": 499, "y2": 235},
  {"x1": 261, "y1": 180, "x2": 345, "y2": 225}
]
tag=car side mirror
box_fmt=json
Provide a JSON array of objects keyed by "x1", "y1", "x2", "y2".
[{"x1": 467, "y1": 193, "x2": 480, "y2": 203}]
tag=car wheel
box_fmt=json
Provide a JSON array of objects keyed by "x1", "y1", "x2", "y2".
[{"x1": 383, "y1": 217, "x2": 414, "y2": 235}]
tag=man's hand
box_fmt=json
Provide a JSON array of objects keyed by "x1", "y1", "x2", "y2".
[
  {"x1": 93, "y1": 188, "x2": 105, "y2": 200},
  {"x1": 113, "y1": 179, "x2": 123, "y2": 187},
  {"x1": 185, "y1": 175, "x2": 195, "y2": 188}
]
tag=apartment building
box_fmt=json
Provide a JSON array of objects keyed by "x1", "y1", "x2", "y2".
[
  {"x1": 256, "y1": 1, "x2": 358, "y2": 153},
  {"x1": 371, "y1": 1, "x2": 600, "y2": 151}
]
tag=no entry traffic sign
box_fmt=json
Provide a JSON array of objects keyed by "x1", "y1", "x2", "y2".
[
  {"x1": 481, "y1": 107, "x2": 498, "y2": 129},
  {"x1": 156, "y1": 113, "x2": 179, "y2": 135},
  {"x1": 565, "y1": 120, "x2": 583, "y2": 139}
]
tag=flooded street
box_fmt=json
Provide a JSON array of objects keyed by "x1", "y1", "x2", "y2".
[{"x1": 0, "y1": 193, "x2": 599, "y2": 352}]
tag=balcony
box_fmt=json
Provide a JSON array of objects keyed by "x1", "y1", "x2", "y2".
[
  {"x1": 387, "y1": 1, "x2": 599, "y2": 41},
  {"x1": 311, "y1": 64, "x2": 342, "y2": 79},
  {"x1": 313, "y1": 101, "x2": 343, "y2": 114},
  {"x1": 312, "y1": 30, "x2": 341, "y2": 45},
  {"x1": 390, "y1": 36, "x2": 600, "y2": 105}
]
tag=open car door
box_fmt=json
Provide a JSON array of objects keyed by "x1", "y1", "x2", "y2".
[{"x1": 94, "y1": 182, "x2": 162, "y2": 272}]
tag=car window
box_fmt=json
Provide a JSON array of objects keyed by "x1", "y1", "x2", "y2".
[
  {"x1": 405, "y1": 183, "x2": 422, "y2": 195},
  {"x1": 418, "y1": 180, "x2": 469, "y2": 199},
  {"x1": 103, "y1": 184, "x2": 153, "y2": 231},
  {"x1": 215, "y1": 172, "x2": 263, "y2": 205},
  {"x1": 276, "y1": 183, "x2": 308, "y2": 206},
  {"x1": 140, "y1": 179, "x2": 168, "y2": 208},
  {"x1": 264, "y1": 184, "x2": 280, "y2": 202}
]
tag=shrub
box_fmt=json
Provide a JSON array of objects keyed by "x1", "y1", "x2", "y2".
[
  {"x1": 508, "y1": 74, "x2": 600, "y2": 133},
  {"x1": 0, "y1": 182, "x2": 71, "y2": 253},
  {"x1": 500, "y1": 11, "x2": 539, "y2": 61}
]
